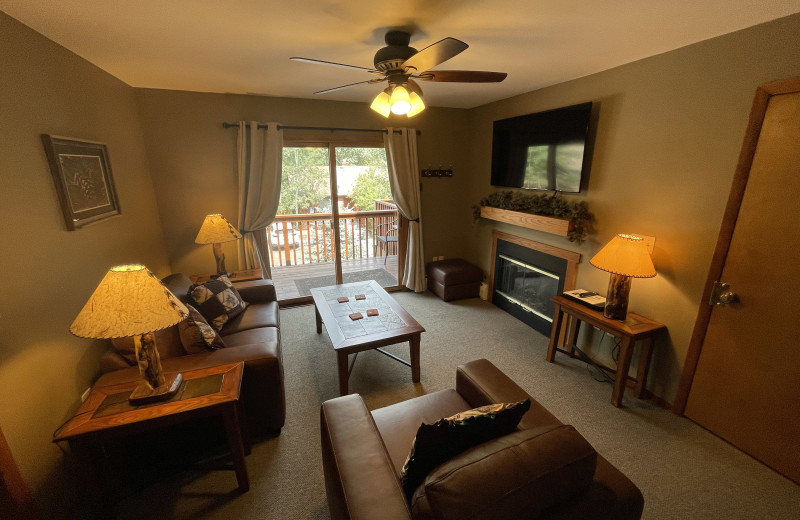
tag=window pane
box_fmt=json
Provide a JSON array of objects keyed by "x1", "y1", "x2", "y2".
[{"x1": 334, "y1": 147, "x2": 390, "y2": 211}]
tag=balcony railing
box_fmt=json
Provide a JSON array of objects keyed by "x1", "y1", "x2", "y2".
[{"x1": 267, "y1": 203, "x2": 398, "y2": 268}]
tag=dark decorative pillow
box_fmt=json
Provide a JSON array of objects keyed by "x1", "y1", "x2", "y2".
[
  {"x1": 187, "y1": 275, "x2": 248, "y2": 330},
  {"x1": 400, "y1": 398, "x2": 531, "y2": 499},
  {"x1": 179, "y1": 304, "x2": 226, "y2": 353}
]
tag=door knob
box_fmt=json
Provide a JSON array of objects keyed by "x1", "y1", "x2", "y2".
[{"x1": 710, "y1": 281, "x2": 739, "y2": 306}]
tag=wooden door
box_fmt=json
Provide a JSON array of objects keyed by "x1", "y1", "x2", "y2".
[{"x1": 675, "y1": 77, "x2": 800, "y2": 484}]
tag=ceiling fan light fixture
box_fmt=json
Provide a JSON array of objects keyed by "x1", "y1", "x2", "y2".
[
  {"x1": 370, "y1": 89, "x2": 391, "y2": 117},
  {"x1": 406, "y1": 91, "x2": 426, "y2": 117},
  {"x1": 389, "y1": 85, "x2": 411, "y2": 115}
]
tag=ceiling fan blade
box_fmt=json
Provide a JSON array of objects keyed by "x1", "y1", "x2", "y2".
[
  {"x1": 414, "y1": 70, "x2": 508, "y2": 83},
  {"x1": 290, "y1": 57, "x2": 380, "y2": 75},
  {"x1": 314, "y1": 78, "x2": 386, "y2": 95},
  {"x1": 401, "y1": 37, "x2": 468, "y2": 73}
]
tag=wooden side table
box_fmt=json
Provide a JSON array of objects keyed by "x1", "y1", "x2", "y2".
[
  {"x1": 54, "y1": 363, "x2": 249, "y2": 512},
  {"x1": 190, "y1": 268, "x2": 263, "y2": 284},
  {"x1": 546, "y1": 295, "x2": 665, "y2": 407}
]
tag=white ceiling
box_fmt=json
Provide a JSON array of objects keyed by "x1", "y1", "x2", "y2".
[{"x1": 3, "y1": 1, "x2": 800, "y2": 109}]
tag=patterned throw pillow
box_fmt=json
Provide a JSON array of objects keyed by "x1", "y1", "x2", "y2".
[
  {"x1": 179, "y1": 304, "x2": 226, "y2": 353},
  {"x1": 187, "y1": 275, "x2": 248, "y2": 330},
  {"x1": 399, "y1": 399, "x2": 531, "y2": 499}
]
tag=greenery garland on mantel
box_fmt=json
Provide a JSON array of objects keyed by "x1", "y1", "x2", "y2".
[{"x1": 473, "y1": 191, "x2": 594, "y2": 243}]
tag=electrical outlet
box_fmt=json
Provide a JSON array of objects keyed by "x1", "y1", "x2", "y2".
[{"x1": 81, "y1": 387, "x2": 92, "y2": 402}]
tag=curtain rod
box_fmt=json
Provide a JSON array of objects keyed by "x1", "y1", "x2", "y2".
[{"x1": 222, "y1": 122, "x2": 420, "y2": 135}]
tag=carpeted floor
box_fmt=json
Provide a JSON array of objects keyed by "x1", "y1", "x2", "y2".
[
  {"x1": 293, "y1": 268, "x2": 398, "y2": 296},
  {"x1": 116, "y1": 291, "x2": 800, "y2": 519}
]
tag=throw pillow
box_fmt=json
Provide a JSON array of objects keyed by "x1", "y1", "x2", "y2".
[
  {"x1": 188, "y1": 275, "x2": 248, "y2": 330},
  {"x1": 179, "y1": 304, "x2": 226, "y2": 353},
  {"x1": 399, "y1": 398, "x2": 531, "y2": 499}
]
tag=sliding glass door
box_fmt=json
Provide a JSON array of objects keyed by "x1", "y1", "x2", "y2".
[{"x1": 269, "y1": 139, "x2": 400, "y2": 303}]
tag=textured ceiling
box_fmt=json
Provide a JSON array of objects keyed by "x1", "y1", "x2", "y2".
[{"x1": 3, "y1": 1, "x2": 800, "y2": 108}]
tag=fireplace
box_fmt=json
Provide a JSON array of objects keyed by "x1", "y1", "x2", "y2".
[{"x1": 490, "y1": 231, "x2": 580, "y2": 336}]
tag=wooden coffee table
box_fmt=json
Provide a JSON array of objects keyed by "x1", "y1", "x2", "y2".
[
  {"x1": 53, "y1": 362, "x2": 250, "y2": 510},
  {"x1": 311, "y1": 280, "x2": 425, "y2": 395}
]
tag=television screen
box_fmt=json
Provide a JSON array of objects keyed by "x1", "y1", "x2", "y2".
[{"x1": 491, "y1": 102, "x2": 593, "y2": 193}]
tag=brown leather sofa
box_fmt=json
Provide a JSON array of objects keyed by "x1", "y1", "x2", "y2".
[
  {"x1": 320, "y1": 359, "x2": 643, "y2": 520},
  {"x1": 96, "y1": 273, "x2": 285, "y2": 436}
]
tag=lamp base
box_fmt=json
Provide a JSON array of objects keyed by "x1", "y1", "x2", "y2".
[
  {"x1": 129, "y1": 372, "x2": 183, "y2": 405},
  {"x1": 213, "y1": 242, "x2": 227, "y2": 275},
  {"x1": 603, "y1": 273, "x2": 632, "y2": 321}
]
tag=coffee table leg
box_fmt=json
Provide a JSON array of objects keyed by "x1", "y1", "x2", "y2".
[
  {"x1": 315, "y1": 304, "x2": 322, "y2": 334},
  {"x1": 223, "y1": 404, "x2": 250, "y2": 492},
  {"x1": 337, "y1": 351, "x2": 349, "y2": 395},
  {"x1": 410, "y1": 334, "x2": 420, "y2": 383}
]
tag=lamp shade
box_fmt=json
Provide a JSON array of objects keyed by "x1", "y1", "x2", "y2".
[
  {"x1": 195, "y1": 214, "x2": 242, "y2": 244},
  {"x1": 370, "y1": 90, "x2": 392, "y2": 117},
  {"x1": 70, "y1": 265, "x2": 189, "y2": 339},
  {"x1": 590, "y1": 234, "x2": 656, "y2": 278},
  {"x1": 407, "y1": 91, "x2": 426, "y2": 117},
  {"x1": 389, "y1": 85, "x2": 411, "y2": 115}
]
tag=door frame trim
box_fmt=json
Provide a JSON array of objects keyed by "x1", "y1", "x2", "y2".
[{"x1": 673, "y1": 76, "x2": 800, "y2": 414}]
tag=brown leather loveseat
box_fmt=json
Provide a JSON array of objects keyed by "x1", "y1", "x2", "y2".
[
  {"x1": 95, "y1": 273, "x2": 285, "y2": 436},
  {"x1": 321, "y1": 359, "x2": 643, "y2": 520}
]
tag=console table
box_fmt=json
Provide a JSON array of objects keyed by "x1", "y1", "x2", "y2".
[
  {"x1": 190, "y1": 268, "x2": 262, "y2": 284},
  {"x1": 546, "y1": 295, "x2": 665, "y2": 407}
]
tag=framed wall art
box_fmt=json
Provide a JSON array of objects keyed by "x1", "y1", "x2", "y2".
[{"x1": 42, "y1": 135, "x2": 120, "y2": 230}]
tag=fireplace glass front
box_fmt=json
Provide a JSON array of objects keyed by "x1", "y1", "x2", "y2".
[{"x1": 492, "y1": 239, "x2": 567, "y2": 335}]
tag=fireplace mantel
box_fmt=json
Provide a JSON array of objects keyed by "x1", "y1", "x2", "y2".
[{"x1": 480, "y1": 206, "x2": 574, "y2": 237}]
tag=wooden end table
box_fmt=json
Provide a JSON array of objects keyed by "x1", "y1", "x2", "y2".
[
  {"x1": 546, "y1": 295, "x2": 665, "y2": 407},
  {"x1": 311, "y1": 280, "x2": 425, "y2": 395},
  {"x1": 54, "y1": 363, "x2": 250, "y2": 512},
  {"x1": 190, "y1": 268, "x2": 263, "y2": 284}
]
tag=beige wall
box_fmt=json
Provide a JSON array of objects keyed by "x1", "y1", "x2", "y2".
[
  {"x1": 463, "y1": 13, "x2": 800, "y2": 404},
  {"x1": 133, "y1": 89, "x2": 470, "y2": 276},
  {"x1": 0, "y1": 12, "x2": 169, "y2": 511}
]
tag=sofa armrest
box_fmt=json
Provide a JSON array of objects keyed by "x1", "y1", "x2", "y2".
[
  {"x1": 234, "y1": 279, "x2": 277, "y2": 303},
  {"x1": 320, "y1": 394, "x2": 411, "y2": 520},
  {"x1": 456, "y1": 359, "x2": 562, "y2": 428}
]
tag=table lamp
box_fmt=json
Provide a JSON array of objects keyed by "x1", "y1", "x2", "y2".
[
  {"x1": 70, "y1": 265, "x2": 189, "y2": 404},
  {"x1": 195, "y1": 214, "x2": 242, "y2": 275},
  {"x1": 589, "y1": 234, "x2": 656, "y2": 320}
]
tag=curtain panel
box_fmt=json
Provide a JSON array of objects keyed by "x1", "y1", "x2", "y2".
[
  {"x1": 236, "y1": 121, "x2": 283, "y2": 278},
  {"x1": 383, "y1": 127, "x2": 425, "y2": 292}
]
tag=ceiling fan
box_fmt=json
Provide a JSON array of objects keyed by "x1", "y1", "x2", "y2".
[{"x1": 290, "y1": 30, "x2": 507, "y2": 118}]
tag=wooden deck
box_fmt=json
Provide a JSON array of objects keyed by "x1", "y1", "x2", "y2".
[{"x1": 271, "y1": 255, "x2": 399, "y2": 301}]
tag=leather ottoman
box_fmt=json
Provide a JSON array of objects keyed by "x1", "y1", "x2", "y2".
[{"x1": 426, "y1": 258, "x2": 483, "y2": 301}]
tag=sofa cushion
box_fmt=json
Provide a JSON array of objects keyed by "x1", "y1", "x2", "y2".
[
  {"x1": 221, "y1": 326, "x2": 280, "y2": 348},
  {"x1": 400, "y1": 399, "x2": 531, "y2": 498},
  {"x1": 372, "y1": 389, "x2": 473, "y2": 477},
  {"x1": 110, "y1": 325, "x2": 183, "y2": 365},
  {"x1": 410, "y1": 425, "x2": 598, "y2": 520},
  {"x1": 161, "y1": 273, "x2": 194, "y2": 304},
  {"x1": 179, "y1": 305, "x2": 226, "y2": 353},
  {"x1": 188, "y1": 275, "x2": 248, "y2": 330},
  {"x1": 221, "y1": 301, "x2": 280, "y2": 334}
]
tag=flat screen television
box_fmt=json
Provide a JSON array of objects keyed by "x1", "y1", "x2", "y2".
[{"x1": 491, "y1": 102, "x2": 593, "y2": 193}]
